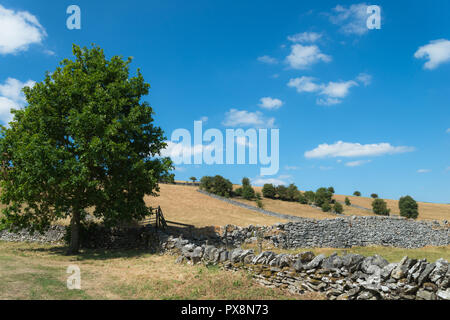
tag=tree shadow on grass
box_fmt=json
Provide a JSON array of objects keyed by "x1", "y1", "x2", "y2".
[
  {"x1": 19, "y1": 224, "x2": 222, "y2": 262},
  {"x1": 21, "y1": 245, "x2": 153, "y2": 261}
]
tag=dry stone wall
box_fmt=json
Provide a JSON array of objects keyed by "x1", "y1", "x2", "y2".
[
  {"x1": 165, "y1": 236, "x2": 450, "y2": 300},
  {"x1": 221, "y1": 217, "x2": 450, "y2": 249}
]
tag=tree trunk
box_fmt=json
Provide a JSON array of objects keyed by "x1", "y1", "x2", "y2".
[{"x1": 67, "y1": 209, "x2": 81, "y2": 255}]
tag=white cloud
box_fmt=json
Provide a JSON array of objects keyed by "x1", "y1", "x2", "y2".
[
  {"x1": 160, "y1": 141, "x2": 215, "y2": 159},
  {"x1": 197, "y1": 116, "x2": 208, "y2": 122},
  {"x1": 329, "y1": 3, "x2": 369, "y2": 36},
  {"x1": 222, "y1": 109, "x2": 276, "y2": 128},
  {"x1": 356, "y1": 73, "x2": 372, "y2": 86},
  {"x1": 414, "y1": 39, "x2": 450, "y2": 70},
  {"x1": 319, "y1": 166, "x2": 333, "y2": 171},
  {"x1": 284, "y1": 165, "x2": 300, "y2": 171},
  {"x1": 305, "y1": 141, "x2": 415, "y2": 159},
  {"x1": 288, "y1": 77, "x2": 361, "y2": 105},
  {"x1": 286, "y1": 44, "x2": 331, "y2": 69},
  {"x1": 345, "y1": 160, "x2": 372, "y2": 167},
  {"x1": 417, "y1": 169, "x2": 431, "y2": 173},
  {"x1": 258, "y1": 97, "x2": 283, "y2": 110},
  {"x1": 257, "y1": 55, "x2": 278, "y2": 64},
  {"x1": 287, "y1": 76, "x2": 322, "y2": 93},
  {"x1": 287, "y1": 32, "x2": 322, "y2": 43},
  {"x1": 0, "y1": 5, "x2": 47, "y2": 54},
  {"x1": 446, "y1": 128, "x2": 450, "y2": 134},
  {"x1": 0, "y1": 77, "x2": 35, "y2": 124},
  {"x1": 320, "y1": 80, "x2": 358, "y2": 98},
  {"x1": 252, "y1": 175, "x2": 291, "y2": 186}
]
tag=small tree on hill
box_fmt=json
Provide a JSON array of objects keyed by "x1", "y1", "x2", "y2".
[
  {"x1": 297, "y1": 193, "x2": 308, "y2": 204},
  {"x1": 314, "y1": 187, "x2": 333, "y2": 207},
  {"x1": 200, "y1": 176, "x2": 213, "y2": 191},
  {"x1": 353, "y1": 191, "x2": 361, "y2": 197},
  {"x1": 399, "y1": 196, "x2": 419, "y2": 219},
  {"x1": 262, "y1": 184, "x2": 276, "y2": 199},
  {"x1": 333, "y1": 202, "x2": 344, "y2": 214},
  {"x1": 371, "y1": 193, "x2": 378, "y2": 199},
  {"x1": 0, "y1": 45, "x2": 172, "y2": 254},
  {"x1": 199, "y1": 175, "x2": 233, "y2": 197},
  {"x1": 211, "y1": 175, "x2": 233, "y2": 197},
  {"x1": 234, "y1": 187, "x2": 243, "y2": 197},
  {"x1": 372, "y1": 199, "x2": 390, "y2": 216},
  {"x1": 286, "y1": 183, "x2": 300, "y2": 202},
  {"x1": 304, "y1": 191, "x2": 315, "y2": 204},
  {"x1": 276, "y1": 185, "x2": 288, "y2": 201},
  {"x1": 321, "y1": 201, "x2": 331, "y2": 212},
  {"x1": 242, "y1": 177, "x2": 251, "y2": 187},
  {"x1": 345, "y1": 197, "x2": 351, "y2": 206},
  {"x1": 190, "y1": 177, "x2": 197, "y2": 184},
  {"x1": 241, "y1": 177, "x2": 255, "y2": 200}
]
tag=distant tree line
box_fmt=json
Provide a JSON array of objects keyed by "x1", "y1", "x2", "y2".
[{"x1": 198, "y1": 175, "x2": 419, "y2": 219}]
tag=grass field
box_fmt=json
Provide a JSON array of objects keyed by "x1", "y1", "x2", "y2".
[
  {"x1": 0, "y1": 241, "x2": 322, "y2": 300},
  {"x1": 2, "y1": 241, "x2": 448, "y2": 300}
]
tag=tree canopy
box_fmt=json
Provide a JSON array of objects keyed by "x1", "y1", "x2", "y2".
[{"x1": 0, "y1": 44, "x2": 172, "y2": 253}]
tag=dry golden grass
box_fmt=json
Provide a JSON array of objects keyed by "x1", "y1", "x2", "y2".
[
  {"x1": 333, "y1": 194, "x2": 450, "y2": 221},
  {"x1": 0, "y1": 241, "x2": 323, "y2": 300},
  {"x1": 145, "y1": 184, "x2": 288, "y2": 228}
]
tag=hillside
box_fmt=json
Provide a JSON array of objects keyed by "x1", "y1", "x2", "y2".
[
  {"x1": 333, "y1": 194, "x2": 450, "y2": 221},
  {"x1": 247, "y1": 186, "x2": 449, "y2": 222},
  {"x1": 144, "y1": 184, "x2": 288, "y2": 227}
]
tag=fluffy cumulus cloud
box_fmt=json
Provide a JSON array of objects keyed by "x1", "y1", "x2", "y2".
[
  {"x1": 0, "y1": 77, "x2": 35, "y2": 123},
  {"x1": 258, "y1": 97, "x2": 283, "y2": 110},
  {"x1": 0, "y1": 5, "x2": 47, "y2": 54},
  {"x1": 287, "y1": 32, "x2": 322, "y2": 43},
  {"x1": 257, "y1": 55, "x2": 278, "y2": 64},
  {"x1": 305, "y1": 141, "x2": 415, "y2": 159},
  {"x1": 414, "y1": 39, "x2": 450, "y2": 70},
  {"x1": 287, "y1": 76, "x2": 364, "y2": 106},
  {"x1": 222, "y1": 109, "x2": 276, "y2": 128},
  {"x1": 286, "y1": 44, "x2": 331, "y2": 69},
  {"x1": 328, "y1": 3, "x2": 370, "y2": 36},
  {"x1": 417, "y1": 169, "x2": 431, "y2": 173}
]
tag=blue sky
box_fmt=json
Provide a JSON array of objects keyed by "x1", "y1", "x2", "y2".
[{"x1": 0, "y1": 0, "x2": 449, "y2": 203}]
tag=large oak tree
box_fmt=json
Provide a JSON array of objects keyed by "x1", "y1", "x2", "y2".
[{"x1": 0, "y1": 45, "x2": 172, "y2": 254}]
